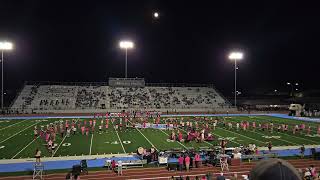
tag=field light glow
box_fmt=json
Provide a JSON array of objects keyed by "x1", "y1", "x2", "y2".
[
  {"x1": 0, "y1": 42, "x2": 13, "y2": 50},
  {"x1": 119, "y1": 41, "x2": 134, "y2": 49},
  {"x1": 228, "y1": 52, "x2": 243, "y2": 60}
]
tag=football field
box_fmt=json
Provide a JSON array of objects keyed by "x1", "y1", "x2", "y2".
[{"x1": 0, "y1": 115, "x2": 319, "y2": 159}]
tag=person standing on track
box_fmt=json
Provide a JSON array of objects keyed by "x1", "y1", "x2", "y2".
[
  {"x1": 117, "y1": 160, "x2": 123, "y2": 176},
  {"x1": 300, "y1": 145, "x2": 305, "y2": 158},
  {"x1": 267, "y1": 141, "x2": 272, "y2": 152},
  {"x1": 178, "y1": 155, "x2": 184, "y2": 171},
  {"x1": 185, "y1": 154, "x2": 190, "y2": 172},
  {"x1": 35, "y1": 148, "x2": 41, "y2": 164}
]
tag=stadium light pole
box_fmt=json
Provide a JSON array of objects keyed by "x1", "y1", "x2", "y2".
[
  {"x1": 228, "y1": 52, "x2": 243, "y2": 108},
  {"x1": 119, "y1": 41, "x2": 134, "y2": 78},
  {"x1": 286, "y1": 82, "x2": 298, "y2": 97},
  {"x1": 0, "y1": 41, "x2": 13, "y2": 110}
]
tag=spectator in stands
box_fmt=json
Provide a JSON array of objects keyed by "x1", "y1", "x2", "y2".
[
  {"x1": 250, "y1": 158, "x2": 301, "y2": 180},
  {"x1": 178, "y1": 155, "x2": 184, "y2": 171},
  {"x1": 216, "y1": 173, "x2": 225, "y2": 180},
  {"x1": 310, "y1": 165, "x2": 317, "y2": 178},
  {"x1": 73, "y1": 174, "x2": 80, "y2": 180},
  {"x1": 185, "y1": 154, "x2": 190, "y2": 172},
  {"x1": 297, "y1": 168, "x2": 303, "y2": 179},
  {"x1": 65, "y1": 172, "x2": 71, "y2": 180},
  {"x1": 206, "y1": 172, "x2": 212, "y2": 180},
  {"x1": 230, "y1": 173, "x2": 238, "y2": 180}
]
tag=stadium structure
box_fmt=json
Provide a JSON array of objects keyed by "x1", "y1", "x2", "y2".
[
  {"x1": 10, "y1": 78, "x2": 232, "y2": 114},
  {"x1": 1, "y1": 77, "x2": 320, "y2": 180}
]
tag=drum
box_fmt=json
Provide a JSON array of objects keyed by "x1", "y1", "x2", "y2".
[{"x1": 137, "y1": 147, "x2": 144, "y2": 155}]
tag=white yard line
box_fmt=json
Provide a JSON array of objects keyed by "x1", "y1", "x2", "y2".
[
  {"x1": 89, "y1": 133, "x2": 94, "y2": 155},
  {"x1": 209, "y1": 130, "x2": 241, "y2": 145},
  {"x1": 249, "y1": 129, "x2": 299, "y2": 146},
  {"x1": 0, "y1": 122, "x2": 40, "y2": 144},
  {"x1": 110, "y1": 119, "x2": 126, "y2": 153},
  {"x1": 11, "y1": 136, "x2": 39, "y2": 159},
  {"x1": 114, "y1": 128, "x2": 126, "y2": 154},
  {"x1": 52, "y1": 135, "x2": 67, "y2": 157},
  {"x1": 158, "y1": 129, "x2": 188, "y2": 149},
  {"x1": 176, "y1": 127, "x2": 214, "y2": 147},
  {"x1": 226, "y1": 118, "x2": 300, "y2": 146},
  {"x1": 128, "y1": 120, "x2": 158, "y2": 151},
  {"x1": 217, "y1": 127, "x2": 265, "y2": 144},
  {"x1": 254, "y1": 116, "x2": 320, "y2": 144},
  {"x1": 0, "y1": 119, "x2": 29, "y2": 131}
]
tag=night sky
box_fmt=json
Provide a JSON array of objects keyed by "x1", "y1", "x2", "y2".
[{"x1": 1, "y1": 0, "x2": 320, "y2": 100}]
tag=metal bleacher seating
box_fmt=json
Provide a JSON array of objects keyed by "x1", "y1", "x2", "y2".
[{"x1": 11, "y1": 82, "x2": 232, "y2": 113}]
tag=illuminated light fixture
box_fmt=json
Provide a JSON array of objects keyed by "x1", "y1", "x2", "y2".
[
  {"x1": 119, "y1": 41, "x2": 134, "y2": 49},
  {"x1": 0, "y1": 42, "x2": 13, "y2": 50},
  {"x1": 228, "y1": 52, "x2": 243, "y2": 60},
  {"x1": 228, "y1": 51, "x2": 244, "y2": 107},
  {"x1": 119, "y1": 40, "x2": 134, "y2": 78}
]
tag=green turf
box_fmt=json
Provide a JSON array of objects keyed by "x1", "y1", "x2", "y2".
[{"x1": 0, "y1": 115, "x2": 319, "y2": 159}]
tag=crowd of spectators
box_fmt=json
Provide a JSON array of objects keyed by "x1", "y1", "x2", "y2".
[
  {"x1": 75, "y1": 86, "x2": 106, "y2": 109},
  {"x1": 11, "y1": 84, "x2": 231, "y2": 111}
]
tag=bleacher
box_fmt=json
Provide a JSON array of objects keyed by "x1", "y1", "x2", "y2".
[{"x1": 10, "y1": 82, "x2": 232, "y2": 113}]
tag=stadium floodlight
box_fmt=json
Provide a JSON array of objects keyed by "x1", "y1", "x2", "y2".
[
  {"x1": 286, "y1": 82, "x2": 299, "y2": 98},
  {"x1": 119, "y1": 40, "x2": 134, "y2": 78},
  {"x1": 119, "y1": 41, "x2": 134, "y2": 49},
  {"x1": 0, "y1": 41, "x2": 14, "y2": 110},
  {"x1": 0, "y1": 42, "x2": 13, "y2": 50},
  {"x1": 228, "y1": 52, "x2": 243, "y2": 60},
  {"x1": 228, "y1": 51, "x2": 244, "y2": 108}
]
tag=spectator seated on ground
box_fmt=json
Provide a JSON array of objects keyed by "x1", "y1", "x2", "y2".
[{"x1": 249, "y1": 158, "x2": 301, "y2": 180}]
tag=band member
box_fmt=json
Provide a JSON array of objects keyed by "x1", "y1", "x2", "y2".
[
  {"x1": 306, "y1": 126, "x2": 311, "y2": 135},
  {"x1": 178, "y1": 130, "x2": 183, "y2": 142},
  {"x1": 170, "y1": 131, "x2": 176, "y2": 141},
  {"x1": 220, "y1": 139, "x2": 227, "y2": 154}
]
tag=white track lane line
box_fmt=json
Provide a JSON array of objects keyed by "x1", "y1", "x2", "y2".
[{"x1": 0, "y1": 121, "x2": 40, "y2": 144}]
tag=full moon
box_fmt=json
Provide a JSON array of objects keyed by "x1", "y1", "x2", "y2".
[{"x1": 153, "y1": 12, "x2": 159, "y2": 18}]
